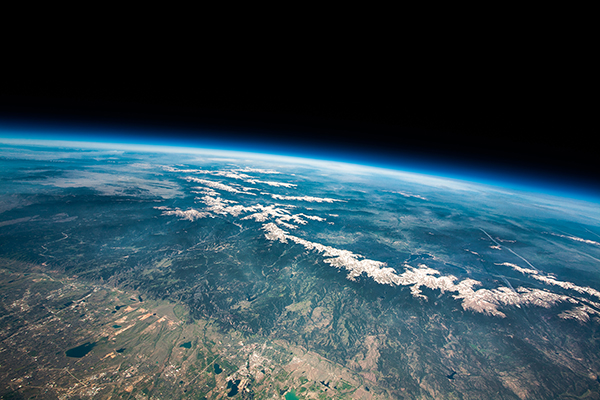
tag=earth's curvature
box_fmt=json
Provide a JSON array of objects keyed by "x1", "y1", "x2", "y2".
[{"x1": 1, "y1": 140, "x2": 599, "y2": 399}]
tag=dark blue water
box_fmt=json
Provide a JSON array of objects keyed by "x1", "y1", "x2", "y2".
[
  {"x1": 226, "y1": 379, "x2": 240, "y2": 397},
  {"x1": 65, "y1": 342, "x2": 96, "y2": 358},
  {"x1": 214, "y1": 363, "x2": 222, "y2": 374}
]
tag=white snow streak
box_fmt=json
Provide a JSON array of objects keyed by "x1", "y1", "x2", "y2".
[
  {"x1": 154, "y1": 206, "x2": 210, "y2": 221},
  {"x1": 261, "y1": 223, "x2": 584, "y2": 318},
  {"x1": 498, "y1": 262, "x2": 600, "y2": 300},
  {"x1": 269, "y1": 194, "x2": 345, "y2": 203},
  {"x1": 184, "y1": 177, "x2": 257, "y2": 195},
  {"x1": 547, "y1": 232, "x2": 600, "y2": 246},
  {"x1": 160, "y1": 165, "x2": 600, "y2": 322}
]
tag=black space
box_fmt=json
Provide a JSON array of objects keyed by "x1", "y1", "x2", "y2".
[{"x1": 0, "y1": 66, "x2": 597, "y2": 197}]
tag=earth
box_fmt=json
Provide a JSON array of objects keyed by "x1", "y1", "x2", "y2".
[{"x1": 1, "y1": 139, "x2": 600, "y2": 399}]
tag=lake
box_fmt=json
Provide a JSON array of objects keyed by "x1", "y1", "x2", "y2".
[{"x1": 65, "y1": 342, "x2": 96, "y2": 358}]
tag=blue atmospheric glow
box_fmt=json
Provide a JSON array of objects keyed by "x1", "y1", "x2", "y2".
[{"x1": 0, "y1": 122, "x2": 599, "y2": 204}]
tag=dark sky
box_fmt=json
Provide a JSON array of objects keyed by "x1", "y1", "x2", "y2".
[{"x1": 0, "y1": 66, "x2": 597, "y2": 198}]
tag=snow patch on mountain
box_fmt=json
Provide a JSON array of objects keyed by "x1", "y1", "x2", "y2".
[{"x1": 261, "y1": 223, "x2": 593, "y2": 319}]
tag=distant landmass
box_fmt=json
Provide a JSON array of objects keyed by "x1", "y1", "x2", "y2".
[{"x1": 0, "y1": 139, "x2": 599, "y2": 399}]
